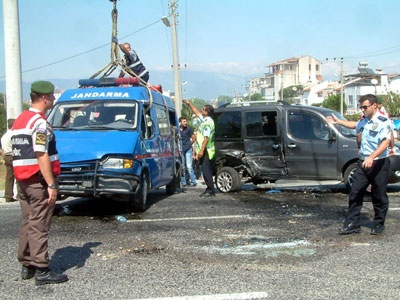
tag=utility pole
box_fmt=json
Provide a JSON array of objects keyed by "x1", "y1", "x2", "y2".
[
  {"x1": 169, "y1": 0, "x2": 182, "y2": 117},
  {"x1": 3, "y1": 0, "x2": 23, "y2": 119}
]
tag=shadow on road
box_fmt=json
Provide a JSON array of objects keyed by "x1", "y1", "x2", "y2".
[
  {"x1": 50, "y1": 242, "x2": 102, "y2": 273},
  {"x1": 53, "y1": 188, "x2": 173, "y2": 218}
]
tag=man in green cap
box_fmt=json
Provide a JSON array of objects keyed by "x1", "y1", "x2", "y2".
[{"x1": 11, "y1": 80, "x2": 68, "y2": 285}]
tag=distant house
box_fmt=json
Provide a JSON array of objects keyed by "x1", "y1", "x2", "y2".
[
  {"x1": 342, "y1": 62, "x2": 389, "y2": 114},
  {"x1": 250, "y1": 55, "x2": 322, "y2": 101},
  {"x1": 300, "y1": 81, "x2": 341, "y2": 106}
]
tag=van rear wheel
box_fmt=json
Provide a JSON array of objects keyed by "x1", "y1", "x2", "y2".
[
  {"x1": 216, "y1": 166, "x2": 242, "y2": 193},
  {"x1": 129, "y1": 172, "x2": 149, "y2": 212}
]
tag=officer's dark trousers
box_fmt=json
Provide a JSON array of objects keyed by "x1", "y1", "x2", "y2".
[
  {"x1": 347, "y1": 157, "x2": 390, "y2": 226},
  {"x1": 17, "y1": 174, "x2": 55, "y2": 268},
  {"x1": 199, "y1": 150, "x2": 215, "y2": 194}
]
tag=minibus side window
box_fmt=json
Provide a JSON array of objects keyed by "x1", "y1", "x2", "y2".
[{"x1": 141, "y1": 109, "x2": 153, "y2": 139}]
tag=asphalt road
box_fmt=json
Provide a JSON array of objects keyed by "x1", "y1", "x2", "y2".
[{"x1": 1, "y1": 182, "x2": 400, "y2": 300}]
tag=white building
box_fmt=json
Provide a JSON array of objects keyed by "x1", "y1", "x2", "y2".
[
  {"x1": 342, "y1": 62, "x2": 390, "y2": 114},
  {"x1": 250, "y1": 55, "x2": 322, "y2": 101}
]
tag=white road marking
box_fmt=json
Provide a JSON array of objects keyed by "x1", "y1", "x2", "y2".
[
  {"x1": 127, "y1": 215, "x2": 255, "y2": 223},
  {"x1": 131, "y1": 292, "x2": 269, "y2": 300}
]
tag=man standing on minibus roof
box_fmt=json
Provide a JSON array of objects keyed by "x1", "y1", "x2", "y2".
[{"x1": 113, "y1": 37, "x2": 149, "y2": 83}]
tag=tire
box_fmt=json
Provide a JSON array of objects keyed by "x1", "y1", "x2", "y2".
[
  {"x1": 129, "y1": 172, "x2": 149, "y2": 212},
  {"x1": 216, "y1": 166, "x2": 242, "y2": 193},
  {"x1": 166, "y1": 173, "x2": 179, "y2": 194},
  {"x1": 343, "y1": 162, "x2": 358, "y2": 192}
]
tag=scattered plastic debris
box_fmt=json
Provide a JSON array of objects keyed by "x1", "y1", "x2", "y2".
[
  {"x1": 266, "y1": 189, "x2": 281, "y2": 194},
  {"x1": 59, "y1": 205, "x2": 71, "y2": 216},
  {"x1": 115, "y1": 215, "x2": 127, "y2": 222}
]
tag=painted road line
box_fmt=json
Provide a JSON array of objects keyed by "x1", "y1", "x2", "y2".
[
  {"x1": 132, "y1": 292, "x2": 269, "y2": 300},
  {"x1": 127, "y1": 215, "x2": 256, "y2": 223}
]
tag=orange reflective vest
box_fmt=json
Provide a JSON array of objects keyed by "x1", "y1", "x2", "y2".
[{"x1": 11, "y1": 109, "x2": 60, "y2": 181}]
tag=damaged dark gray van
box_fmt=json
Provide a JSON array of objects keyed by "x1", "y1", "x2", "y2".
[{"x1": 213, "y1": 101, "x2": 400, "y2": 193}]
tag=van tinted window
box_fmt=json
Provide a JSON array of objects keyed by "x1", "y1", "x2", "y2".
[
  {"x1": 215, "y1": 111, "x2": 242, "y2": 138},
  {"x1": 245, "y1": 111, "x2": 277, "y2": 137},
  {"x1": 288, "y1": 111, "x2": 328, "y2": 140}
]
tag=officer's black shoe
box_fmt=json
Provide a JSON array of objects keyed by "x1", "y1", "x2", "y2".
[
  {"x1": 370, "y1": 224, "x2": 385, "y2": 235},
  {"x1": 21, "y1": 265, "x2": 36, "y2": 280},
  {"x1": 35, "y1": 268, "x2": 69, "y2": 286},
  {"x1": 339, "y1": 223, "x2": 361, "y2": 235}
]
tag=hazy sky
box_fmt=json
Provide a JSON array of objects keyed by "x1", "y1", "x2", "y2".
[{"x1": 1, "y1": 0, "x2": 400, "y2": 90}]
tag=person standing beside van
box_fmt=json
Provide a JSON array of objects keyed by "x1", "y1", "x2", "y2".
[
  {"x1": 183, "y1": 100, "x2": 216, "y2": 197},
  {"x1": 1, "y1": 118, "x2": 16, "y2": 202},
  {"x1": 179, "y1": 117, "x2": 197, "y2": 187},
  {"x1": 338, "y1": 94, "x2": 392, "y2": 235},
  {"x1": 11, "y1": 81, "x2": 68, "y2": 285}
]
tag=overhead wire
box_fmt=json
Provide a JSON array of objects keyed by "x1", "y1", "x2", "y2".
[
  {"x1": 346, "y1": 44, "x2": 400, "y2": 59},
  {"x1": 0, "y1": 18, "x2": 164, "y2": 79}
]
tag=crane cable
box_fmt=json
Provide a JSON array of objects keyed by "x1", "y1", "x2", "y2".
[
  {"x1": 89, "y1": 0, "x2": 119, "y2": 79},
  {"x1": 90, "y1": 0, "x2": 148, "y2": 86}
]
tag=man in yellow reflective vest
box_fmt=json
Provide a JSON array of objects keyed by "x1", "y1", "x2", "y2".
[{"x1": 183, "y1": 100, "x2": 216, "y2": 197}]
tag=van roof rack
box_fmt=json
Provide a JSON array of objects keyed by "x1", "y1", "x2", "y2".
[{"x1": 220, "y1": 100, "x2": 291, "y2": 108}]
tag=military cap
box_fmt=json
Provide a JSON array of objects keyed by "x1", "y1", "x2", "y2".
[{"x1": 31, "y1": 80, "x2": 55, "y2": 94}]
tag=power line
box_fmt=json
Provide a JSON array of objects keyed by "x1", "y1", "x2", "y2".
[
  {"x1": 0, "y1": 18, "x2": 163, "y2": 79},
  {"x1": 347, "y1": 44, "x2": 400, "y2": 59}
]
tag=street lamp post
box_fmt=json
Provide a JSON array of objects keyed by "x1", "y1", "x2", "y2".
[{"x1": 371, "y1": 78, "x2": 378, "y2": 95}]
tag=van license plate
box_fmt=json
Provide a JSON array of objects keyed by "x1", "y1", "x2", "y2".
[{"x1": 82, "y1": 181, "x2": 93, "y2": 187}]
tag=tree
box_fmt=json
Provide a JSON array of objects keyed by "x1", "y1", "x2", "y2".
[
  {"x1": 0, "y1": 93, "x2": 6, "y2": 134},
  {"x1": 181, "y1": 97, "x2": 207, "y2": 121},
  {"x1": 321, "y1": 94, "x2": 347, "y2": 113},
  {"x1": 379, "y1": 92, "x2": 400, "y2": 117},
  {"x1": 279, "y1": 85, "x2": 303, "y2": 103},
  {"x1": 0, "y1": 104, "x2": 5, "y2": 136},
  {"x1": 250, "y1": 93, "x2": 264, "y2": 101},
  {"x1": 0, "y1": 98, "x2": 29, "y2": 136},
  {"x1": 215, "y1": 95, "x2": 232, "y2": 108}
]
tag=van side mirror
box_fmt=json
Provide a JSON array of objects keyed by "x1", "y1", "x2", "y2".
[{"x1": 328, "y1": 129, "x2": 337, "y2": 143}]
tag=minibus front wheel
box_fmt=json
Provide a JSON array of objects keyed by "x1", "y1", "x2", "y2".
[{"x1": 129, "y1": 172, "x2": 149, "y2": 212}]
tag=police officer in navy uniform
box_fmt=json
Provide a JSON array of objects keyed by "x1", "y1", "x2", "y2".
[
  {"x1": 11, "y1": 81, "x2": 68, "y2": 285},
  {"x1": 113, "y1": 37, "x2": 149, "y2": 83},
  {"x1": 340, "y1": 94, "x2": 392, "y2": 235}
]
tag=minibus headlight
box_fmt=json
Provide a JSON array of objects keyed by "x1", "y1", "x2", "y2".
[{"x1": 102, "y1": 158, "x2": 133, "y2": 169}]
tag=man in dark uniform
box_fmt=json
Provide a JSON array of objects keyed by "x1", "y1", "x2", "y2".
[
  {"x1": 340, "y1": 94, "x2": 392, "y2": 235},
  {"x1": 113, "y1": 37, "x2": 149, "y2": 83},
  {"x1": 11, "y1": 81, "x2": 68, "y2": 285}
]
